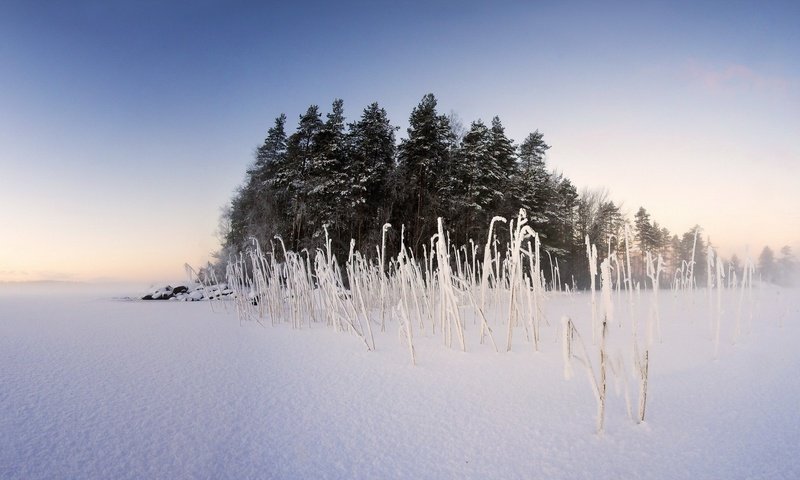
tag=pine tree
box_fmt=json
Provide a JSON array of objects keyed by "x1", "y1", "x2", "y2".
[
  {"x1": 226, "y1": 114, "x2": 288, "y2": 250},
  {"x1": 677, "y1": 226, "x2": 706, "y2": 286},
  {"x1": 552, "y1": 175, "x2": 579, "y2": 286},
  {"x1": 514, "y1": 130, "x2": 553, "y2": 231},
  {"x1": 250, "y1": 114, "x2": 289, "y2": 245},
  {"x1": 596, "y1": 201, "x2": 623, "y2": 256},
  {"x1": 488, "y1": 116, "x2": 516, "y2": 214},
  {"x1": 448, "y1": 119, "x2": 502, "y2": 242},
  {"x1": 306, "y1": 99, "x2": 350, "y2": 243},
  {"x1": 759, "y1": 246, "x2": 776, "y2": 283},
  {"x1": 396, "y1": 93, "x2": 456, "y2": 251},
  {"x1": 284, "y1": 105, "x2": 324, "y2": 248},
  {"x1": 669, "y1": 234, "x2": 682, "y2": 278},
  {"x1": 251, "y1": 113, "x2": 288, "y2": 186},
  {"x1": 348, "y1": 102, "x2": 397, "y2": 245},
  {"x1": 729, "y1": 253, "x2": 742, "y2": 274},
  {"x1": 633, "y1": 207, "x2": 663, "y2": 255},
  {"x1": 554, "y1": 176, "x2": 579, "y2": 249},
  {"x1": 777, "y1": 246, "x2": 797, "y2": 285}
]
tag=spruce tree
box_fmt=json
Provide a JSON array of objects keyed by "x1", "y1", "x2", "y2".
[
  {"x1": 449, "y1": 119, "x2": 500, "y2": 242},
  {"x1": 488, "y1": 116, "x2": 516, "y2": 215},
  {"x1": 396, "y1": 93, "x2": 456, "y2": 251},
  {"x1": 306, "y1": 99, "x2": 350, "y2": 243},
  {"x1": 347, "y1": 102, "x2": 397, "y2": 244},
  {"x1": 251, "y1": 114, "x2": 288, "y2": 186},
  {"x1": 759, "y1": 246, "x2": 776, "y2": 283},
  {"x1": 250, "y1": 114, "x2": 289, "y2": 246},
  {"x1": 226, "y1": 114, "x2": 288, "y2": 251},
  {"x1": 634, "y1": 207, "x2": 657, "y2": 254},
  {"x1": 515, "y1": 130, "x2": 553, "y2": 230},
  {"x1": 284, "y1": 105, "x2": 324, "y2": 248}
]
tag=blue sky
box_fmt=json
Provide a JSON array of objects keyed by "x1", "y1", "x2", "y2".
[{"x1": 1, "y1": 1, "x2": 798, "y2": 282}]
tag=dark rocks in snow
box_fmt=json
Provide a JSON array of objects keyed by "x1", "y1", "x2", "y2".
[
  {"x1": 146, "y1": 285, "x2": 176, "y2": 300},
  {"x1": 141, "y1": 283, "x2": 233, "y2": 302}
]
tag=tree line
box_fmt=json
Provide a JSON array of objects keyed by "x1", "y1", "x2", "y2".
[{"x1": 214, "y1": 93, "x2": 795, "y2": 288}]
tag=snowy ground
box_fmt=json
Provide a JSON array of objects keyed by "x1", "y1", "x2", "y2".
[{"x1": 1, "y1": 283, "x2": 799, "y2": 479}]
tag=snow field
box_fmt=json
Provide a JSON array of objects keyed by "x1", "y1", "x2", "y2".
[{"x1": 1, "y1": 283, "x2": 798, "y2": 479}]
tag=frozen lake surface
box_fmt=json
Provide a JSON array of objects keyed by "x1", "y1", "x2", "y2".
[{"x1": 1, "y1": 283, "x2": 799, "y2": 479}]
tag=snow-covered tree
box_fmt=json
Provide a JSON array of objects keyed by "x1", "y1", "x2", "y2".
[
  {"x1": 347, "y1": 102, "x2": 397, "y2": 245},
  {"x1": 759, "y1": 246, "x2": 776, "y2": 283},
  {"x1": 395, "y1": 93, "x2": 457, "y2": 250},
  {"x1": 226, "y1": 114, "x2": 288, "y2": 250},
  {"x1": 306, "y1": 99, "x2": 351, "y2": 240},
  {"x1": 284, "y1": 105, "x2": 324, "y2": 248},
  {"x1": 514, "y1": 130, "x2": 553, "y2": 229}
]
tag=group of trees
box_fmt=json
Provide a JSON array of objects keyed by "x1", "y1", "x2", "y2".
[
  {"x1": 758, "y1": 246, "x2": 798, "y2": 286},
  {"x1": 222, "y1": 94, "x2": 580, "y2": 278},
  {"x1": 215, "y1": 93, "x2": 793, "y2": 289}
]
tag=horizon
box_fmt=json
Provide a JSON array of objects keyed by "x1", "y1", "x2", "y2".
[{"x1": 2, "y1": 1, "x2": 798, "y2": 282}]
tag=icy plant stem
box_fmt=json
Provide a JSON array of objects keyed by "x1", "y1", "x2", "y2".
[
  {"x1": 561, "y1": 317, "x2": 574, "y2": 379},
  {"x1": 714, "y1": 256, "x2": 725, "y2": 358},
  {"x1": 586, "y1": 236, "x2": 598, "y2": 344},
  {"x1": 562, "y1": 315, "x2": 607, "y2": 433},
  {"x1": 436, "y1": 218, "x2": 465, "y2": 351},
  {"x1": 380, "y1": 223, "x2": 391, "y2": 333},
  {"x1": 638, "y1": 350, "x2": 649, "y2": 423},
  {"x1": 598, "y1": 317, "x2": 607, "y2": 433}
]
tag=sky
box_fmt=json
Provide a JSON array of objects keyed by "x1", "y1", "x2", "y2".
[{"x1": 1, "y1": 0, "x2": 798, "y2": 283}]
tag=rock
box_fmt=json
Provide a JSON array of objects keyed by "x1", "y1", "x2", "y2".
[
  {"x1": 189, "y1": 290, "x2": 204, "y2": 301},
  {"x1": 147, "y1": 285, "x2": 175, "y2": 300},
  {"x1": 139, "y1": 283, "x2": 233, "y2": 302}
]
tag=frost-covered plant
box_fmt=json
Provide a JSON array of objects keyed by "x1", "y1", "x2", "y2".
[
  {"x1": 523, "y1": 235, "x2": 545, "y2": 351},
  {"x1": 394, "y1": 242, "x2": 418, "y2": 364},
  {"x1": 645, "y1": 251, "x2": 663, "y2": 345},
  {"x1": 562, "y1": 315, "x2": 608, "y2": 433},
  {"x1": 713, "y1": 253, "x2": 725, "y2": 357},
  {"x1": 600, "y1": 258, "x2": 614, "y2": 327},
  {"x1": 480, "y1": 216, "x2": 507, "y2": 315},
  {"x1": 505, "y1": 209, "x2": 538, "y2": 351},
  {"x1": 586, "y1": 235, "x2": 598, "y2": 343},
  {"x1": 347, "y1": 240, "x2": 376, "y2": 350},
  {"x1": 734, "y1": 253, "x2": 756, "y2": 342},
  {"x1": 206, "y1": 210, "x2": 696, "y2": 432},
  {"x1": 637, "y1": 350, "x2": 649, "y2": 423},
  {"x1": 436, "y1": 218, "x2": 465, "y2": 351},
  {"x1": 380, "y1": 223, "x2": 391, "y2": 332}
]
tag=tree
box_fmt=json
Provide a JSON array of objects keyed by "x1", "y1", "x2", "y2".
[
  {"x1": 758, "y1": 246, "x2": 776, "y2": 283},
  {"x1": 284, "y1": 105, "x2": 324, "y2": 248},
  {"x1": 729, "y1": 253, "x2": 742, "y2": 276},
  {"x1": 306, "y1": 99, "x2": 351, "y2": 243},
  {"x1": 347, "y1": 102, "x2": 397, "y2": 245},
  {"x1": 488, "y1": 116, "x2": 517, "y2": 214},
  {"x1": 634, "y1": 207, "x2": 657, "y2": 254},
  {"x1": 252, "y1": 114, "x2": 288, "y2": 186},
  {"x1": 554, "y1": 176, "x2": 579, "y2": 250},
  {"x1": 549, "y1": 176, "x2": 580, "y2": 287},
  {"x1": 514, "y1": 130, "x2": 552, "y2": 229},
  {"x1": 447, "y1": 119, "x2": 509, "y2": 242},
  {"x1": 672, "y1": 226, "x2": 706, "y2": 286},
  {"x1": 396, "y1": 93, "x2": 457, "y2": 251},
  {"x1": 778, "y1": 245, "x2": 798, "y2": 285},
  {"x1": 776, "y1": 246, "x2": 797, "y2": 285},
  {"x1": 226, "y1": 114, "x2": 288, "y2": 251}
]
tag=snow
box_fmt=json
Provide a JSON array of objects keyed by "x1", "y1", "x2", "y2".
[{"x1": 1, "y1": 283, "x2": 799, "y2": 479}]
